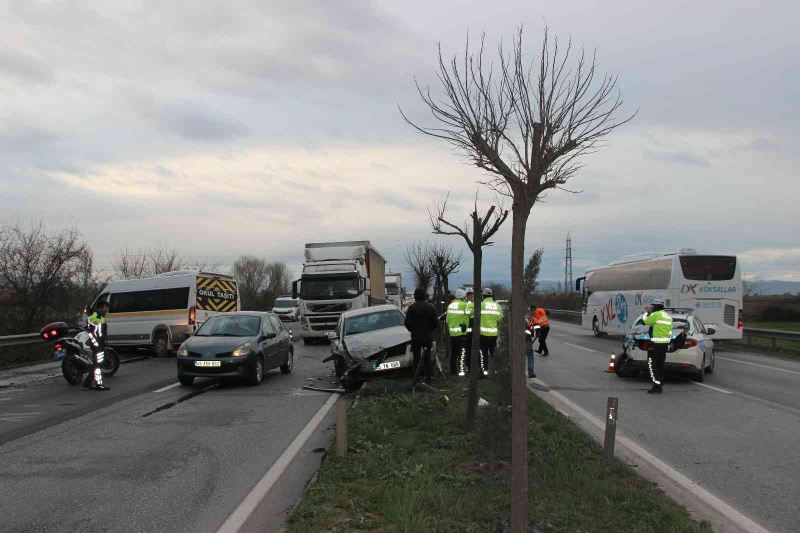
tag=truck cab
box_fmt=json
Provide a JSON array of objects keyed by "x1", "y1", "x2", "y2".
[{"x1": 293, "y1": 241, "x2": 386, "y2": 344}]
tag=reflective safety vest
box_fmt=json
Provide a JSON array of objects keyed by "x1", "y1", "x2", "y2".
[
  {"x1": 642, "y1": 309, "x2": 673, "y2": 344},
  {"x1": 465, "y1": 300, "x2": 475, "y2": 333},
  {"x1": 87, "y1": 311, "x2": 107, "y2": 339},
  {"x1": 479, "y1": 297, "x2": 503, "y2": 337},
  {"x1": 446, "y1": 299, "x2": 468, "y2": 337}
]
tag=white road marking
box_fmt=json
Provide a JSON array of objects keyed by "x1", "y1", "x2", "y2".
[
  {"x1": 716, "y1": 356, "x2": 800, "y2": 376},
  {"x1": 528, "y1": 381, "x2": 771, "y2": 533},
  {"x1": 691, "y1": 382, "x2": 732, "y2": 394},
  {"x1": 216, "y1": 392, "x2": 339, "y2": 533},
  {"x1": 563, "y1": 342, "x2": 596, "y2": 353},
  {"x1": 153, "y1": 382, "x2": 182, "y2": 393}
]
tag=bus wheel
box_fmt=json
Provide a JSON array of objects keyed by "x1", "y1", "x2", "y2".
[{"x1": 592, "y1": 317, "x2": 603, "y2": 337}]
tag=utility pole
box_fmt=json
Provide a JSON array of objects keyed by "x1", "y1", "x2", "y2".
[{"x1": 564, "y1": 232, "x2": 573, "y2": 293}]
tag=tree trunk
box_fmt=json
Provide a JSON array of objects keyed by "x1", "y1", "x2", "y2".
[
  {"x1": 466, "y1": 216, "x2": 482, "y2": 430},
  {"x1": 510, "y1": 204, "x2": 529, "y2": 532}
]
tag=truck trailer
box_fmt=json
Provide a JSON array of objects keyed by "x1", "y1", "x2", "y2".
[
  {"x1": 385, "y1": 273, "x2": 402, "y2": 308},
  {"x1": 293, "y1": 241, "x2": 386, "y2": 344}
]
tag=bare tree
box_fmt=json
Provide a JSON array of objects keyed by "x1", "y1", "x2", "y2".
[
  {"x1": 232, "y1": 256, "x2": 270, "y2": 310},
  {"x1": 428, "y1": 242, "x2": 463, "y2": 312},
  {"x1": 403, "y1": 26, "x2": 633, "y2": 529},
  {"x1": 113, "y1": 244, "x2": 192, "y2": 279},
  {"x1": 263, "y1": 262, "x2": 291, "y2": 308},
  {"x1": 430, "y1": 194, "x2": 508, "y2": 431},
  {"x1": 0, "y1": 222, "x2": 88, "y2": 332},
  {"x1": 523, "y1": 247, "x2": 544, "y2": 303},
  {"x1": 405, "y1": 242, "x2": 434, "y2": 292}
]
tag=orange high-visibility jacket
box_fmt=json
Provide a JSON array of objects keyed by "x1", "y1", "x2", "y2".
[{"x1": 531, "y1": 308, "x2": 550, "y2": 328}]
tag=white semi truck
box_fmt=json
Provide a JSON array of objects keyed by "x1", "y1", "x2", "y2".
[
  {"x1": 292, "y1": 241, "x2": 386, "y2": 344},
  {"x1": 385, "y1": 273, "x2": 402, "y2": 307}
]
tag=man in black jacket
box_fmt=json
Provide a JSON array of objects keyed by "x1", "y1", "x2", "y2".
[{"x1": 404, "y1": 288, "x2": 439, "y2": 384}]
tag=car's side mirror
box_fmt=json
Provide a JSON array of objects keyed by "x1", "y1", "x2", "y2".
[
  {"x1": 265, "y1": 332, "x2": 277, "y2": 340},
  {"x1": 706, "y1": 327, "x2": 716, "y2": 336},
  {"x1": 326, "y1": 331, "x2": 338, "y2": 341},
  {"x1": 183, "y1": 332, "x2": 192, "y2": 339}
]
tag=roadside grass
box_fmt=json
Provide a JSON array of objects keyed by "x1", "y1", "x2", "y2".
[
  {"x1": 0, "y1": 343, "x2": 53, "y2": 370},
  {"x1": 288, "y1": 378, "x2": 709, "y2": 532}
]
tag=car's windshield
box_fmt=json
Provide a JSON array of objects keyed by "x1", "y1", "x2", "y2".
[
  {"x1": 274, "y1": 298, "x2": 298, "y2": 307},
  {"x1": 344, "y1": 310, "x2": 405, "y2": 336},
  {"x1": 195, "y1": 315, "x2": 261, "y2": 337},
  {"x1": 300, "y1": 275, "x2": 359, "y2": 300}
]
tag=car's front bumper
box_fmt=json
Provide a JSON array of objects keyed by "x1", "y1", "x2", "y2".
[{"x1": 177, "y1": 354, "x2": 255, "y2": 378}]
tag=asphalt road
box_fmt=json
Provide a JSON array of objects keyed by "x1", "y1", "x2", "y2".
[
  {"x1": 0, "y1": 327, "x2": 338, "y2": 533},
  {"x1": 534, "y1": 320, "x2": 800, "y2": 533}
]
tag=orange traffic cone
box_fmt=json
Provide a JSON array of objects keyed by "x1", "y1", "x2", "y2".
[{"x1": 604, "y1": 353, "x2": 617, "y2": 373}]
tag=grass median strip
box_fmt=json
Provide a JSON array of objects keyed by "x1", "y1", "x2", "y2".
[{"x1": 288, "y1": 379, "x2": 709, "y2": 532}]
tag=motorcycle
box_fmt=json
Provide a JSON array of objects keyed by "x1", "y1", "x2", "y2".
[{"x1": 39, "y1": 322, "x2": 120, "y2": 385}]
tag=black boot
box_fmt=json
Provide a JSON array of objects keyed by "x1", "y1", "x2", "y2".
[
  {"x1": 93, "y1": 383, "x2": 110, "y2": 391},
  {"x1": 647, "y1": 385, "x2": 663, "y2": 394}
]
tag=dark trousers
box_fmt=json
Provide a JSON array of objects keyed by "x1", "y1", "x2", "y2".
[
  {"x1": 479, "y1": 335, "x2": 497, "y2": 375},
  {"x1": 537, "y1": 326, "x2": 550, "y2": 355},
  {"x1": 647, "y1": 343, "x2": 668, "y2": 387},
  {"x1": 411, "y1": 340, "x2": 433, "y2": 384},
  {"x1": 449, "y1": 336, "x2": 465, "y2": 374}
]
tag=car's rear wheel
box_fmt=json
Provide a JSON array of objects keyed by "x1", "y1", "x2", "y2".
[
  {"x1": 178, "y1": 375, "x2": 194, "y2": 386},
  {"x1": 280, "y1": 348, "x2": 294, "y2": 374},
  {"x1": 694, "y1": 355, "x2": 706, "y2": 382},
  {"x1": 248, "y1": 356, "x2": 264, "y2": 386},
  {"x1": 592, "y1": 317, "x2": 603, "y2": 337},
  {"x1": 153, "y1": 332, "x2": 170, "y2": 358}
]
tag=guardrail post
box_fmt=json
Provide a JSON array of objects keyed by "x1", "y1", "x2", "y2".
[
  {"x1": 335, "y1": 396, "x2": 348, "y2": 458},
  {"x1": 603, "y1": 397, "x2": 618, "y2": 464}
]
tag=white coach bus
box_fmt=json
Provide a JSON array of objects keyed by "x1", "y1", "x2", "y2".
[{"x1": 575, "y1": 249, "x2": 743, "y2": 340}]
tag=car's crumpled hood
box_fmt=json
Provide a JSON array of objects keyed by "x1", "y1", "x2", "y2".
[{"x1": 343, "y1": 326, "x2": 410, "y2": 358}]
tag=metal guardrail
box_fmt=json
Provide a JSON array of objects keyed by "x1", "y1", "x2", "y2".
[
  {"x1": 741, "y1": 328, "x2": 800, "y2": 349},
  {"x1": 0, "y1": 333, "x2": 42, "y2": 348}
]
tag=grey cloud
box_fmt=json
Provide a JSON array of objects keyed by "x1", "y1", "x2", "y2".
[
  {"x1": 0, "y1": 122, "x2": 61, "y2": 152},
  {"x1": 0, "y1": 47, "x2": 54, "y2": 84},
  {"x1": 748, "y1": 137, "x2": 779, "y2": 152},
  {"x1": 152, "y1": 103, "x2": 249, "y2": 142},
  {"x1": 644, "y1": 150, "x2": 710, "y2": 167}
]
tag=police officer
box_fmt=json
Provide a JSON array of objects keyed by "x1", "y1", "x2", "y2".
[
  {"x1": 404, "y1": 288, "x2": 439, "y2": 385},
  {"x1": 642, "y1": 297, "x2": 673, "y2": 394},
  {"x1": 84, "y1": 301, "x2": 110, "y2": 391},
  {"x1": 477, "y1": 288, "x2": 503, "y2": 377},
  {"x1": 446, "y1": 289, "x2": 469, "y2": 376}
]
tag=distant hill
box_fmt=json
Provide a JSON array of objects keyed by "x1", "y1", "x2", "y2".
[{"x1": 746, "y1": 280, "x2": 800, "y2": 296}]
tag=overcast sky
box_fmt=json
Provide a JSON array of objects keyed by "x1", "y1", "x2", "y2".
[{"x1": 1, "y1": 0, "x2": 798, "y2": 286}]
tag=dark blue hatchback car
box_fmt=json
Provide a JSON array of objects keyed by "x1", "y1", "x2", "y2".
[{"x1": 176, "y1": 312, "x2": 293, "y2": 386}]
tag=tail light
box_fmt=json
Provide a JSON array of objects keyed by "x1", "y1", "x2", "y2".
[
  {"x1": 738, "y1": 309, "x2": 744, "y2": 330},
  {"x1": 640, "y1": 341, "x2": 651, "y2": 350},
  {"x1": 188, "y1": 306, "x2": 196, "y2": 327},
  {"x1": 289, "y1": 329, "x2": 294, "y2": 341},
  {"x1": 683, "y1": 338, "x2": 698, "y2": 348},
  {"x1": 54, "y1": 343, "x2": 63, "y2": 351}
]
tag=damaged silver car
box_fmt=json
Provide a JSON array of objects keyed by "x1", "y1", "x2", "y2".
[{"x1": 324, "y1": 305, "x2": 413, "y2": 389}]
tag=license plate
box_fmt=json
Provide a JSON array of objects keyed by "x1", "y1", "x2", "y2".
[
  {"x1": 377, "y1": 360, "x2": 400, "y2": 371},
  {"x1": 53, "y1": 349, "x2": 65, "y2": 360},
  {"x1": 195, "y1": 360, "x2": 221, "y2": 367}
]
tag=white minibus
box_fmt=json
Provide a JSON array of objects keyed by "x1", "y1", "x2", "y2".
[{"x1": 89, "y1": 271, "x2": 240, "y2": 357}]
